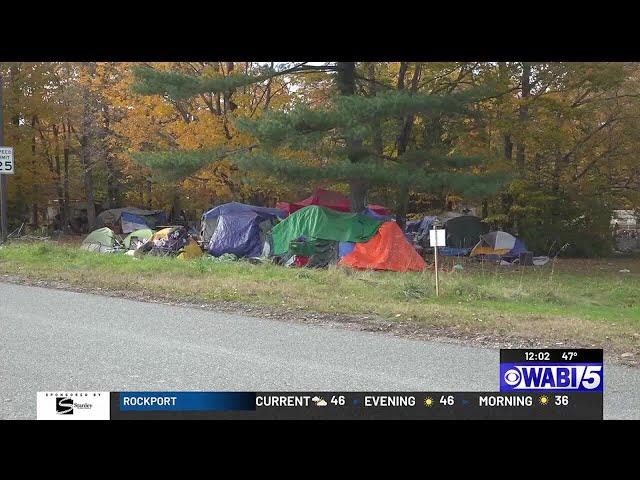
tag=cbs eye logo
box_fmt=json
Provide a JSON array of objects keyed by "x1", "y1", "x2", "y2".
[
  {"x1": 504, "y1": 369, "x2": 522, "y2": 386},
  {"x1": 56, "y1": 397, "x2": 74, "y2": 415}
]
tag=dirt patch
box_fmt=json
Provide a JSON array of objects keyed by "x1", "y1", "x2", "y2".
[{"x1": 2, "y1": 273, "x2": 636, "y2": 368}]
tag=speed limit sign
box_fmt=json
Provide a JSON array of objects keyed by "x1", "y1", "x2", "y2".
[{"x1": 0, "y1": 147, "x2": 14, "y2": 174}]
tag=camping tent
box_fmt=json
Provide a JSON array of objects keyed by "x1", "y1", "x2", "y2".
[
  {"x1": 339, "y1": 221, "x2": 426, "y2": 272},
  {"x1": 201, "y1": 202, "x2": 285, "y2": 257},
  {"x1": 123, "y1": 228, "x2": 155, "y2": 250},
  {"x1": 270, "y1": 205, "x2": 384, "y2": 256},
  {"x1": 96, "y1": 207, "x2": 166, "y2": 234},
  {"x1": 201, "y1": 202, "x2": 285, "y2": 243},
  {"x1": 81, "y1": 227, "x2": 121, "y2": 252},
  {"x1": 277, "y1": 188, "x2": 390, "y2": 217},
  {"x1": 470, "y1": 231, "x2": 528, "y2": 258},
  {"x1": 206, "y1": 211, "x2": 269, "y2": 258},
  {"x1": 444, "y1": 215, "x2": 489, "y2": 249}
]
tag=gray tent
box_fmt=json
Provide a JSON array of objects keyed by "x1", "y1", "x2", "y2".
[
  {"x1": 444, "y1": 215, "x2": 490, "y2": 249},
  {"x1": 95, "y1": 207, "x2": 166, "y2": 234}
]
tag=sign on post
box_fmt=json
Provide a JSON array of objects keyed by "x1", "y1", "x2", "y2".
[
  {"x1": 0, "y1": 147, "x2": 14, "y2": 174},
  {"x1": 429, "y1": 228, "x2": 446, "y2": 247},
  {"x1": 430, "y1": 228, "x2": 446, "y2": 297}
]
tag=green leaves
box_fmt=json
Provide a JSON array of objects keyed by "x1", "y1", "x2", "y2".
[
  {"x1": 131, "y1": 148, "x2": 233, "y2": 179},
  {"x1": 131, "y1": 65, "x2": 277, "y2": 100}
]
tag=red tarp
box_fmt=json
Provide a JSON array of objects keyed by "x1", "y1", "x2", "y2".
[
  {"x1": 278, "y1": 189, "x2": 390, "y2": 216},
  {"x1": 339, "y1": 221, "x2": 427, "y2": 272}
]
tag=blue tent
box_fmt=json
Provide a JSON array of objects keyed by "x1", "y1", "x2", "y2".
[
  {"x1": 201, "y1": 202, "x2": 285, "y2": 257},
  {"x1": 203, "y1": 201, "x2": 286, "y2": 221},
  {"x1": 361, "y1": 207, "x2": 393, "y2": 221}
]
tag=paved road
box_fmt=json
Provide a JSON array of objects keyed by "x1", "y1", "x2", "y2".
[{"x1": 1, "y1": 282, "x2": 638, "y2": 419}]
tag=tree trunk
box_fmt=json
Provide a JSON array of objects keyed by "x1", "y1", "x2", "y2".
[
  {"x1": 516, "y1": 62, "x2": 531, "y2": 173},
  {"x1": 336, "y1": 62, "x2": 367, "y2": 212},
  {"x1": 102, "y1": 104, "x2": 117, "y2": 208},
  {"x1": 80, "y1": 63, "x2": 97, "y2": 231},
  {"x1": 63, "y1": 121, "x2": 71, "y2": 232},
  {"x1": 31, "y1": 116, "x2": 39, "y2": 228},
  {"x1": 395, "y1": 63, "x2": 422, "y2": 231},
  {"x1": 52, "y1": 124, "x2": 67, "y2": 231}
]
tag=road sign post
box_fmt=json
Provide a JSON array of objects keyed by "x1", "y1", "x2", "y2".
[
  {"x1": 0, "y1": 74, "x2": 7, "y2": 244},
  {"x1": 429, "y1": 227, "x2": 446, "y2": 297}
]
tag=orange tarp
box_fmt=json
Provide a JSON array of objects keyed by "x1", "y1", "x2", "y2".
[{"x1": 339, "y1": 221, "x2": 427, "y2": 272}]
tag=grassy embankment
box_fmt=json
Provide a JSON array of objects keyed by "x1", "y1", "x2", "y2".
[{"x1": 1, "y1": 242, "x2": 638, "y2": 357}]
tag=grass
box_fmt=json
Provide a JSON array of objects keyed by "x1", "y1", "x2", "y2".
[{"x1": 1, "y1": 242, "x2": 639, "y2": 357}]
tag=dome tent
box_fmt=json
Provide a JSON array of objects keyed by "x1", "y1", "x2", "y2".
[
  {"x1": 444, "y1": 215, "x2": 489, "y2": 249},
  {"x1": 470, "y1": 231, "x2": 528, "y2": 258},
  {"x1": 201, "y1": 202, "x2": 285, "y2": 258},
  {"x1": 339, "y1": 222, "x2": 426, "y2": 272},
  {"x1": 81, "y1": 227, "x2": 122, "y2": 253},
  {"x1": 123, "y1": 228, "x2": 155, "y2": 250}
]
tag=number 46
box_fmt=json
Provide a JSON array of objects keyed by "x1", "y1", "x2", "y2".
[{"x1": 440, "y1": 395, "x2": 454, "y2": 406}]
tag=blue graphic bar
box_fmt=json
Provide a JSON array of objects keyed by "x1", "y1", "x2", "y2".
[{"x1": 119, "y1": 392, "x2": 256, "y2": 411}]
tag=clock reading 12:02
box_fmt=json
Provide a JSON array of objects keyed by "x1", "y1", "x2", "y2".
[{"x1": 524, "y1": 351, "x2": 551, "y2": 361}]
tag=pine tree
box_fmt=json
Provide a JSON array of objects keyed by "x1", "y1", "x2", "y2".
[{"x1": 131, "y1": 62, "x2": 509, "y2": 218}]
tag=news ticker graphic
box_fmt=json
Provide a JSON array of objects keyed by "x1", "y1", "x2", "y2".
[
  {"x1": 499, "y1": 349, "x2": 604, "y2": 393},
  {"x1": 36, "y1": 348, "x2": 604, "y2": 420},
  {"x1": 108, "y1": 391, "x2": 602, "y2": 419},
  {"x1": 34, "y1": 390, "x2": 603, "y2": 420}
]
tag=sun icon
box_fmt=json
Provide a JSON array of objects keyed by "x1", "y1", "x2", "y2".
[
  {"x1": 538, "y1": 395, "x2": 550, "y2": 406},
  {"x1": 424, "y1": 397, "x2": 434, "y2": 407}
]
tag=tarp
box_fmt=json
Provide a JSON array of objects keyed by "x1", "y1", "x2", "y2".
[
  {"x1": 280, "y1": 189, "x2": 390, "y2": 216},
  {"x1": 201, "y1": 202, "x2": 284, "y2": 243},
  {"x1": 121, "y1": 212, "x2": 149, "y2": 234},
  {"x1": 339, "y1": 222, "x2": 426, "y2": 272},
  {"x1": 123, "y1": 228, "x2": 154, "y2": 249},
  {"x1": 177, "y1": 237, "x2": 203, "y2": 260},
  {"x1": 81, "y1": 227, "x2": 120, "y2": 252},
  {"x1": 140, "y1": 226, "x2": 190, "y2": 256},
  {"x1": 444, "y1": 215, "x2": 489, "y2": 249},
  {"x1": 289, "y1": 238, "x2": 338, "y2": 267},
  {"x1": 206, "y1": 212, "x2": 264, "y2": 258},
  {"x1": 338, "y1": 241, "x2": 356, "y2": 257},
  {"x1": 271, "y1": 205, "x2": 384, "y2": 256},
  {"x1": 96, "y1": 207, "x2": 166, "y2": 233},
  {"x1": 406, "y1": 215, "x2": 438, "y2": 245}
]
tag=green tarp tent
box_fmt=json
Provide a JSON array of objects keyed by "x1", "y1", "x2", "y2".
[
  {"x1": 271, "y1": 205, "x2": 383, "y2": 256},
  {"x1": 123, "y1": 228, "x2": 155, "y2": 249},
  {"x1": 81, "y1": 227, "x2": 121, "y2": 252}
]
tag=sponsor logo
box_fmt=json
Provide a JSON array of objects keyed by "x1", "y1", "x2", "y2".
[
  {"x1": 37, "y1": 392, "x2": 110, "y2": 420},
  {"x1": 500, "y1": 364, "x2": 603, "y2": 392},
  {"x1": 56, "y1": 397, "x2": 74, "y2": 415}
]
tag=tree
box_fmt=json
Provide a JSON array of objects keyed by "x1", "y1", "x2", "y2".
[{"x1": 132, "y1": 62, "x2": 508, "y2": 219}]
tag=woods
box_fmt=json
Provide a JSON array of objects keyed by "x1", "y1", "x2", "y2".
[{"x1": 2, "y1": 61, "x2": 639, "y2": 256}]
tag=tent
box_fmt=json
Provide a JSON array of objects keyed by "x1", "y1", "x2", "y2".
[
  {"x1": 201, "y1": 202, "x2": 284, "y2": 257},
  {"x1": 201, "y1": 202, "x2": 285, "y2": 244},
  {"x1": 123, "y1": 228, "x2": 155, "y2": 250},
  {"x1": 444, "y1": 215, "x2": 489, "y2": 249},
  {"x1": 277, "y1": 188, "x2": 390, "y2": 217},
  {"x1": 206, "y1": 211, "x2": 268, "y2": 258},
  {"x1": 339, "y1": 222, "x2": 426, "y2": 272},
  {"x1": 81, "y1": 227, "x2": 121, "y2": 252},
  {"x1": 470, "y1": 231, "x2": 528, "y2": 258},
  {"x1": 270, "y1": 205, "x2": 384, "y2": 256},
  {"x1": 96, "y1": 207, "x2": 166, "y2": 234},
  {"x1": 288, "y1": 238, "x2": 339, "y2": 268}
]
